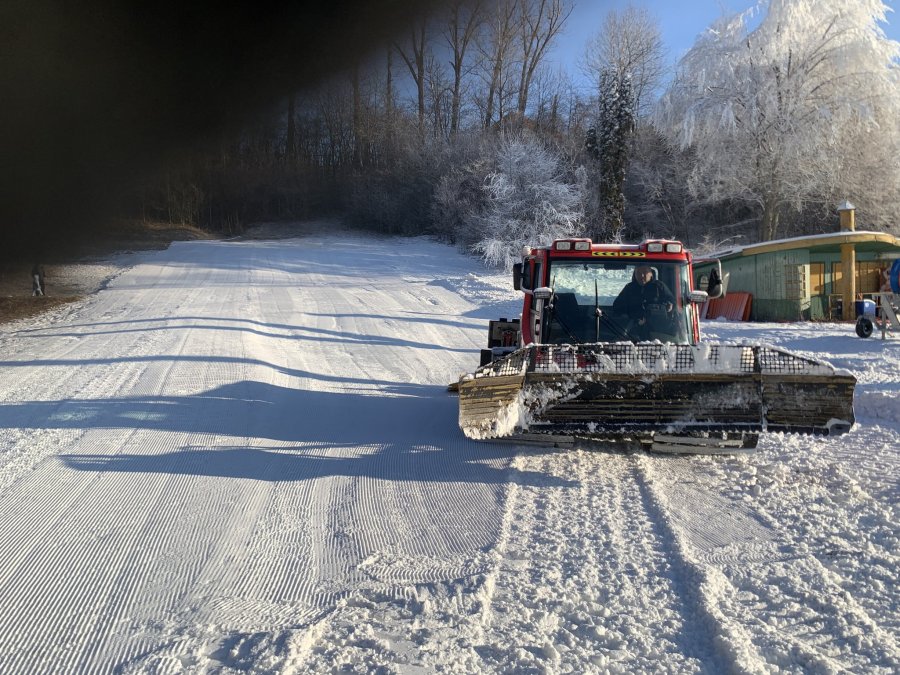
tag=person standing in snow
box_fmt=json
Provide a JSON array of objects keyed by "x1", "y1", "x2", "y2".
[{"x1": 31, "y1": 263, "x2": 45, "y2": 297}]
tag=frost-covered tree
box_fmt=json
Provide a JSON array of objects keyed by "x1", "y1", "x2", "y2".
[
  {"x1": 474, "y1": 134, "x2": 584, "y2": 269},
  {"x1": 654, "y1": 0, "x2": 900, "y2": 241},
  {"x1": 585, "y1": 70, "x2": 634, "y2": 242},
  {"x1": 582, "y1": 5, "x2": 665, "y2": 118}
]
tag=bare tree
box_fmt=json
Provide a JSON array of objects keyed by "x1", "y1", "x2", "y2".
[
  {"x1": 478, "y1": 0, "x2": 520, "y2": 129},
  {"x1": 426, "y1": 54, "x2": 453, "y2": 138},
  {"x1": 351, "y1": 64, "x2": 363, "y2": 168},
  {"x1": 441, "y1": 0, "x2": 485, "y2": 134},
  {"x1": 516, "y1": 0, "x2": 572, "y2": 116},
  {"x1": 395, "y1": 17, "x2": 429, "y2": 140},
  {"x1": 313, "y1": 79, "x2": 355, "y2": 174},
  {"x1": 583, "y1": 5, "x2": 666, "y2": 117},
  {"x1": 528, "y1": 65, "x2": 575, "y2": 135},
  {"x1": 285, "y1": 93, "x2": 296, "y2": 164},
  {"x1": 384, "y1": 47, "x2": 395, "y2": 147}
]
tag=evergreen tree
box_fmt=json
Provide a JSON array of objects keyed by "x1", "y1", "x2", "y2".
[{"x1": 586, "y1": 70, "x2": 634, "y2": 242}]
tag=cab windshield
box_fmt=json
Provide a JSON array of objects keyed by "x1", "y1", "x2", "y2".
[{"x1": 543, "y1": 259, "x2": 693, "y2": 344}]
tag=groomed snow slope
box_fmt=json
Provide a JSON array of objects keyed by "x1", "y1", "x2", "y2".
[{"x1": 0, "y1": 228, "x2": 896, "y2": 674}]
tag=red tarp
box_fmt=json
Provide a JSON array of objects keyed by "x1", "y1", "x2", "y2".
[{"x1": 703, "y1": 292, "x2": 753, "y2": 321}]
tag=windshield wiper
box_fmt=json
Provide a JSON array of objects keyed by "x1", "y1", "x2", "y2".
[
  {"x1": 548, "y1": 297, "x2": 581, "y2": 344},
  {"x1": 599, "y1": 312, "x2": 632, "y2": 340}
]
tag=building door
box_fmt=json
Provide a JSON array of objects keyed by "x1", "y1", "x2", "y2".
[
  {"x1": 830, "y1": 262, "x2": 846, "y2": 319},
  {"x1": 809, "y1": 262, "x2": 826, "y2": 319}
]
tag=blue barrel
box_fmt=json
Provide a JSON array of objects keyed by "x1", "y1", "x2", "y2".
[
  {"x1": 855, "y1": 299, "x2": 876, "y2": 317},
  {"x1": 891, "y1": 258, "x2": 900, "y2": 293}
]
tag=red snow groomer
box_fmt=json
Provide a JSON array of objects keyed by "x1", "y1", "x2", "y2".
[{"x1": 457, "y1": 238, "x2": 856, "y2": 453}]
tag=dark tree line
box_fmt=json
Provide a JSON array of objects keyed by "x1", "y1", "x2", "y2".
[
  {"x1": 0, "y1": 0, "x2": 457, "y2": 261},
  {"x1": 117, "y1": 0, "x2": 900, "y2": 266}
]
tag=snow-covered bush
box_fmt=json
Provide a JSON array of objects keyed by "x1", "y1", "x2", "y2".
[{"x1": 472, "y1": 134, "x2": 585, "y2": 270}]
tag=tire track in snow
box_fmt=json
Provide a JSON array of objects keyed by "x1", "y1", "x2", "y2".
[
  {"x1": 0, "y1": 269, "x2": 180, "y2": 400},
  {"x1": 286, "y1": 444, "x2": 744, "y2": 672},
  {"x1": 469, "y1": 448, "x2": 726, "y2": 673},
  {"x1": 189, "y1": 262, "x2": 350, "y2": 623},
  {"x1": 638, "y1": 453, "x2": 900, "y2": 673},
  {"x1": 0, "y1": 300, "x2": 201, "y2": 584},
  {"x1": 0, "y1": 306, "x2": 201, "y2": 604},
  {"x1": 144, "y1": 257, "x2": 336, "y2": 634},
  {"x1": 0, "y1": 337, "x2": 149, "y2": 491},
  {"x1": 120, "y1": 239, "x2": 509, "y2": 671},
  {"x1": 0, "y1": 463, "x2": 185, "y2": 673},
  {"x1": 200, "y1": 239, "x2": 516, "y2": 673}
]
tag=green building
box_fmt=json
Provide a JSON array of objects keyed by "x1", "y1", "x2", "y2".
[{"x1": 694, "y1": 229, "x2": 900, "y2": 322}]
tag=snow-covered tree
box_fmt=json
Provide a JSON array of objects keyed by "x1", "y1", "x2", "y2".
[
  {"x1": 474, "y1": 134, "x2": 584, "y2": 269},
  {"x1": 582, "y1": 5, "x2": 666, "y2": 118},
  {"x1": 585, "y1": 70, "x2": 635, "y2": 242},
  {"x1": 654, "y1": 0, "x2": 900, "y2": 241}
]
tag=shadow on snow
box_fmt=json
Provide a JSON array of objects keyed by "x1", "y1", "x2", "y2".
[
  {"x1": 11, "y1": 320, "x2": 475, "y2": 354},
  {"x1": 0, "y1": 380, "x2": 575, "y2": 488}
]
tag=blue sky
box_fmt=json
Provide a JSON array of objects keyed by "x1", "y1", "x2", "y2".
[{"x1": 550, "y1": 0, "x2": 900, "y2": 90}]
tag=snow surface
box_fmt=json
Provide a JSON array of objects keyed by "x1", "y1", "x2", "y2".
[{"x1": 0, "y1": 227, "x2": 897, "y2": 673}]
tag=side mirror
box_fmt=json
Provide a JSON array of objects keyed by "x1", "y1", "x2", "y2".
[
  {"x1": 706, "y1": 266, "x2": 724, "y2": 299},
  {"x1": 513, "y1": 263, "x2": 522, "y2": 291}
]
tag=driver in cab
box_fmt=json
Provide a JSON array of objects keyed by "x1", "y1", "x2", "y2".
[{"x1": 613, "y1": 264, "x2": 675, "y2": 339}]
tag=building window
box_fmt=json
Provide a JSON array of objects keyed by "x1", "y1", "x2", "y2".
[
  {"x1": 831, "y1": 260, "x2": 883, "y2": 295},
  {"x1": 809, "y1": 262, "x2": 825, "y2": 295},
  {"x1": 784, "y1": 265, "x2": 806, "y2": 300},
  {"x1": 857, "y1": 261, "x2": 883, "y2": 294}
]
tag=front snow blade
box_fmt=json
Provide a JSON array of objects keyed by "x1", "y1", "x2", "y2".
[{"x1": 458, "y1": 343, "x2": 855, "y2": 446}]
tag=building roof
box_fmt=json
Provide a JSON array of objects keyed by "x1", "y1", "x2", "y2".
[{"x1": 701, "y1": 231, "x2": 900, "y2": 261}]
